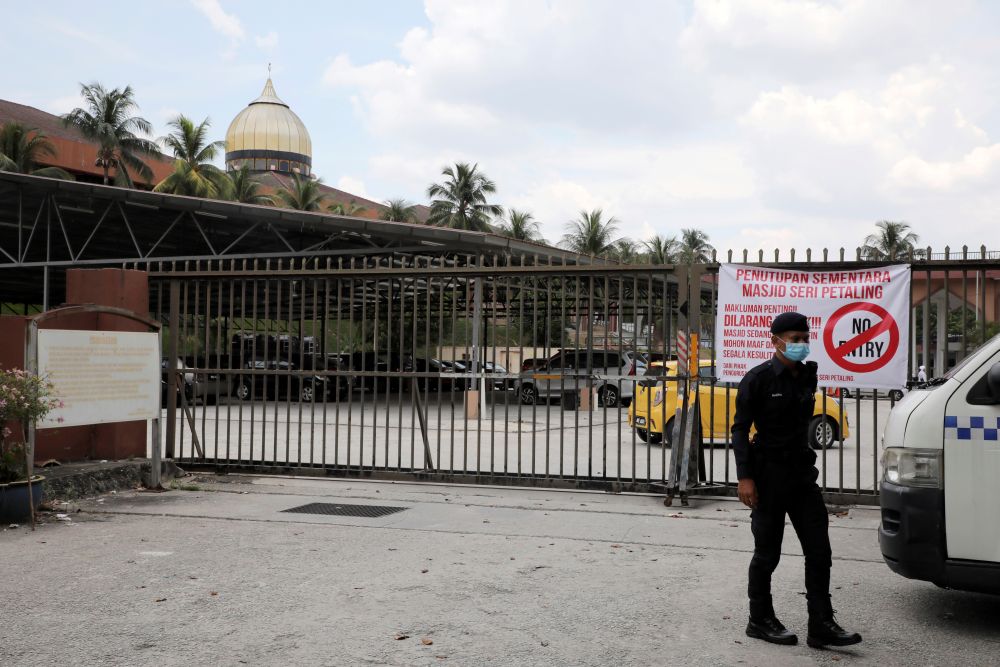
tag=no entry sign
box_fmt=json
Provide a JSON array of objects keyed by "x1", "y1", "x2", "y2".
[
  {"x1": 715, "y1": 264, "x2": 910, "y2": 389},
  {"x1": 823, "y1": 302, "x2": 900, "y2": 373}
]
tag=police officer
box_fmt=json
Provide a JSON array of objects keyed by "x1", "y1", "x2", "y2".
[{"x1": 732, "y1": 312, "x2": 862, "y2": 648}]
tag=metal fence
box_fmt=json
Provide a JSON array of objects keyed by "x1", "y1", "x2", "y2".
[{"x1": 148, "y1": 252, "x2": 1000, "y2": 504}]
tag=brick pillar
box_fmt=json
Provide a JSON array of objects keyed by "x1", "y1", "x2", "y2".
[{"x1": 13, "y1": 269, "x2": 152, "y2": 462}]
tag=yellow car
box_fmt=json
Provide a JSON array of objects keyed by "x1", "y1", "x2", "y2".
[{"x1": 627, "y1": 360, "x2": 849, "y2": 449}]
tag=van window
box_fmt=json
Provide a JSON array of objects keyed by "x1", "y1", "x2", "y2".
[
  {"x1": 698, "y1": 366, "x2": 715, "y2": 380},
  {"x1": 605, "y1": 352, "x2": 621, "y2": 368}
]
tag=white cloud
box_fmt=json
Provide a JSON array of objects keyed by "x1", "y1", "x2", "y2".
[
  {"x1": 317, "y1": 0, "x2": 999, "y2": 256},
  {"x1": 191, "y1": 0, "x2": 244, "y2": 41},
  {"x1": 890, "y1": 144, "x2": 1000, "y2": 190}
]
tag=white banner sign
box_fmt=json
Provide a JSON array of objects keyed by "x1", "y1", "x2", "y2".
[
  {"x1": 37, "y1": 329, "x2": 160, "y2": 429},
  {"x1": 715, "y1": 264, "x2": 911, "y2": 389}
]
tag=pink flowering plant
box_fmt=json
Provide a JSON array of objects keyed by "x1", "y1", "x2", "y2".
[{"x1": 0, "y1": 368, "x2": 62, "y2": 483}]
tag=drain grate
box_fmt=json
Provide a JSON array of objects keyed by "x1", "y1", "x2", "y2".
[{"x1": 281, "y1": 502, "x2": 408, "y2": 518}]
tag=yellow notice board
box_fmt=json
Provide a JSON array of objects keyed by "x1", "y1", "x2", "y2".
[{"x1": 37, "y1": 329, "x2": 160, "y2": 429}]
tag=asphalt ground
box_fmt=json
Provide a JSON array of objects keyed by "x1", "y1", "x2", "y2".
[
  {"x1": 158, "y1": 392, "x2": 890, "y2": 494},
  {"x1": 2, "y1": 475, "x2": 997, "y2": 666}
]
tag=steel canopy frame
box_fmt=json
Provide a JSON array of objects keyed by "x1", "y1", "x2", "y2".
[{"x1": 0, "y1": 171, "x2": 599, "y2": 307}]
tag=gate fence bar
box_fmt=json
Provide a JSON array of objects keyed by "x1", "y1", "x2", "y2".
[{"x1": 142, "y1": 251, "x2": 1000, "y2": 505}]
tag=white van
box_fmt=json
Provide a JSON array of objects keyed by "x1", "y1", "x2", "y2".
[{"x1": 879, "y1": 333, "x2": 1000, "y2": 594}]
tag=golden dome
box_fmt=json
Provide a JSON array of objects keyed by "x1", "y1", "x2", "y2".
[{"x1": 225, "y1": 78, "x2": 313, "y2": 176}]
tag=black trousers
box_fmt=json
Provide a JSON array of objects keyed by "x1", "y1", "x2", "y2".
[{"x1": 747, "y1": 454, "x2": 832, "y2": 620}]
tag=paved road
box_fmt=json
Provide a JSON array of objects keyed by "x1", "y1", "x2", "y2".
[
  {"x1": 2, "y1": 476, "x2": 997, "y2": 666},
  {"x1": 159, "y1": 391, "x2": 891, "y2": 494}
]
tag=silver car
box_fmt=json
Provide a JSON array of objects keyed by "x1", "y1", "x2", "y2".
[{"x1": 516, "y1": 349, "x2": 645, "y2": 408}]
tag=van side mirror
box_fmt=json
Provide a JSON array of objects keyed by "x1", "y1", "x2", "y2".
[
  {"x1": 968, "y1": 361, "x2": 1000, "y2": 405},
  {"x1": 988, "y1": 362, "x2": 1000, "y2": 400}
]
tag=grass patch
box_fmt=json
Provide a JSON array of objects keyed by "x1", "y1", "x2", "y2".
[{"x1": 169, "y1": 480, "x2": 201, "y2": 492}]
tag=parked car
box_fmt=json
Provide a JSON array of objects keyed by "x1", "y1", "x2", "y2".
[
  {"x1": 833, "y1": 387, "x2": 907, "y2": 401},
  {"x1": 161, "y1": 357, "x2": 229, "y2": 406},
  {"x1": 231, "y1": 358, "x2": 331, "y2": 403},
  {"x1": 628, "y1": 360, "x2": 850, "y2": 449},
  {"x1": 520, "y1": 357, "x2": 549, "y2": 372},
  {"x1": 348, "y1": 352, "x2": 405, "y2": 393},
  {"x1": 403, "y1": 357, "x2": 463, "y2": 392},
  {"x1": 516, "y1": 349, "x2": 645, "y2": 408},
  {"x1": 459, "y1": 360, "x2": 513, "y2": 391}
]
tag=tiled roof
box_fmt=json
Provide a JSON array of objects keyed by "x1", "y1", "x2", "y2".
[{"x1": 0, "y1": 98, "x2": 89, "y2": 142}]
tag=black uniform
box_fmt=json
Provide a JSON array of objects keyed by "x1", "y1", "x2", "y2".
[{"x1": 731, "y1": 356, "x2": 833, "y2": 621}]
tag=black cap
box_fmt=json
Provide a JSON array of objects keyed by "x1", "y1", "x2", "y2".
[{"x1": 770, "y1": 311, "x2": 809, "y2": 335}]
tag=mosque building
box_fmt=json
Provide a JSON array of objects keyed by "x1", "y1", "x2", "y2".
[
  {"x1": 224, "y1": 77, "x2": 313, "y2": 177},
  {"x1": 221, "y1": 76, "x2": 422, "y2": 221},
  {"x1": 0, "y1": 76, "x2": 425, "y2": 220}
]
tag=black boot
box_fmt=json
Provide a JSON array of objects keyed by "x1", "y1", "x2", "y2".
[
  {"x1": 746, "y1": 616, "x2": 798, "y2": 645},
  {"x1": 807, "y1": 614, "x2": 862, "y2": 649}
]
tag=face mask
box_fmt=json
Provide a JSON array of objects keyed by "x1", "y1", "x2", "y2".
[{"x1": 782, "y1": 342, "x2": 810, "y2": 362}]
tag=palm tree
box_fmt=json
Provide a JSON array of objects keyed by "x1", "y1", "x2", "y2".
[
  {"x1": 426, "y1": 162, "x2": 503, "y2": 231},
  {"x1": 381, "y1": 198, "x2": 418, "y2": 223},
  {"x1": 0, "y1": 122, "x2": 73, "y2": 179},
  {"x1": 677, "y1": 228, "x2": 714, "y2": 264},
  {"x1": 643, "y1": 234, "x2": 678, "y2": 264},
  {"x1": 862, "y1": 220, "x2": 920, "y2": 260},
  {"x1": 62, "y1": 82, "x2": 158, "y2": 187},
  {"x1": 153, "y1": 115, "x2": 231, "y2": 199},
  {"x1": 227, "y1": 165, "x2": 274, "y2": 205},
  {"x1": 275, "y1": 174, "x2": 328, "y2": 211},
  {"x1": 327, "y1": 200, "x2": 367, "y2": 217},
  {"x1": 611, "y1": 238, "x2": 641, "y2": 264},
  {"x1": 560, "y1": 209, "x2": 621, "y2": 256},
  {"x1": 497, "y1": 209, "x2": 543, "y2": 242}
]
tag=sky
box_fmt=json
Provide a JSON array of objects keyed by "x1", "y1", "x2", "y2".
[{"x1": 4, "y1": 0, "x2": 1000, "y2": 256}]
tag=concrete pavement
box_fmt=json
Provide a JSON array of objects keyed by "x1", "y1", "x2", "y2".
[{"x1": 1, "y1": 475, "x2": 997, "y2": 666}]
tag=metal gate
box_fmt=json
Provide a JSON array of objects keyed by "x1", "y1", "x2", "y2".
[{"x1": 150, "y1": 249, "x2": 1000, "y2": 504}]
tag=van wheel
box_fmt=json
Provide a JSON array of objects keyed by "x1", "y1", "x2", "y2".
[
  {"x1": 809, "y1": 416, "x2": 838, "y2": 449},
  {"x1": 888, "y1": 389, "x2": 904, "y2": 402},
  {"x1": 300, "y1": 383, "x2": 316, "y2": 403},
  {"x1": 600, "y1": 385, "x2": 620, "y2": 408},
  {"x1": 520, "y1": 384, "x2": 537, "y2": 405}
]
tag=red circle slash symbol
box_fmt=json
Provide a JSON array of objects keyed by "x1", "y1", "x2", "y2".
[{"x1": 822, "y1": 302, "x2": 899, "y2": 373}]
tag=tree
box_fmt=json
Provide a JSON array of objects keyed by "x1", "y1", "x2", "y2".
[
  {"x1": 227, "y1": 165, "x2": 274, "y2": 205},
  {"x1": 381, "y1": 198, "x2": 418, "y2": 223},
  {"x1": 153, "y1": 115, "x2": 230, "y2": 199},
  {"x1": 497, "y1": 209, "x2": 543, "y2": 242},
  {"x1": 643, "y1": 234, "x2": 678, "y2": 264},
  {"x1": 862, "y1": 220, "x2": 920, "y2": 261},
  {"x1": 611, "y1": 238, "x2": 641, "y2": 264},
  {"x1": 275, "y1": 174, "x2": 328, "y2": 211},
  {"x1": 560, "y1": 209, "x2": 620, "y2": 256},
  {"x1": 0, "y1": 122, "x2": 73, "y2": 179},
  {"x1": 62, "y1": 82, "x2": 158, "y2": 187},
  {"x1": 327, "y1": 200, "x2": 367, "y2": 217},
  {"x1": 677, "y1": 228, "x2": 714, "y2": 264},
  {"x1": 426, "y1": 162, "x2": 503, "y2": 231}
]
